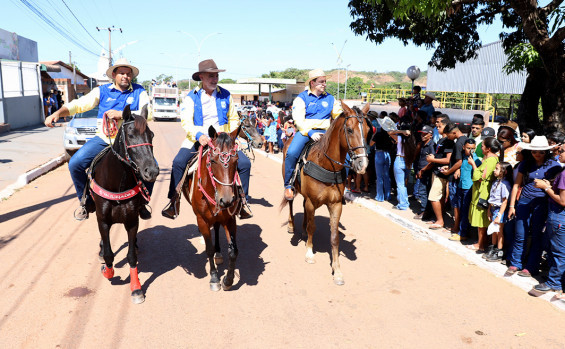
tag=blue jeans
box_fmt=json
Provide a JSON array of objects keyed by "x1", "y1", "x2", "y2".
[
  {"x1": 449, "y1": 180, "x2": 459, "y2": 207},
  {"x1": 509, "y1": 196, "x2": 548, "y2": 270},
  {"x1": 414, "y1": 175, "x2": 430, "y2": 213},
  {"x1": 457, "y1": 187, "x2": 472, "y2": 237},
  {"x1": 276, "y1": 128, "x2": 283, "y2": 150},
  {"x1": 69, "y1": 136, "x2": 155, "y2": 203},
  {"x1": 168, "y1": 145, "x2": 251, "y2": 199},
  {"x1": 374, "y1": 150, "x2": 391, "y2": 201},
  {"x1": 284, "y1": 131, "x2": 324, "y2": 187},
  {"x1": 393, "y1": 156, "x2": 409, "y2": 210},
  {"x1": 545, "y1": 209, "x2": 565, "y2": 290}
]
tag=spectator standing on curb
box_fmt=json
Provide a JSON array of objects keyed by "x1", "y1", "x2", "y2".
[
  {"x1": 425, "y1": 115, "x2": 453, "y2": 229},
  {"x1": 414, "y1": 125, "x2": 435, "y2": 219},
  {"x1": 370, "y1": 111, "x2": 394, "y2": 202},
  {"x1": 485, "y1": 162, "x2": 513, "y2": 261}
]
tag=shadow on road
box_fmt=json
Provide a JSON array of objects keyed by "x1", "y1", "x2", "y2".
[
  {"x1": 247, "y1": 197, "x2": 273, "y2": 207},
  {"x1": 114, "y1": 222, "x2": 268, "y2": 293},
  {"x1": 289, "y1": 213, "x2": 356, "y2": 264}
]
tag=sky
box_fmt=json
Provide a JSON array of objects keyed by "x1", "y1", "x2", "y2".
[{"x1": 5, "y1": 0, "x2": 505, "y2": 83}]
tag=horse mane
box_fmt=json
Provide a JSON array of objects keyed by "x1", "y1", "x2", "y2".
[
  {"x1": 314, "y1": 113, "x2": 345, "y2": 153},
  {"x1": 133, "y1": 115, "x2": 147, "y2": 134},
  {"x1": 214, "y1": 132, "x2": 234, "y2": 150}
]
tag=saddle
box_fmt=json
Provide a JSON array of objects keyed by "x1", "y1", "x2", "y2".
[{"x1": 290, "y1": 141, "x2": 347, "y2": 188}]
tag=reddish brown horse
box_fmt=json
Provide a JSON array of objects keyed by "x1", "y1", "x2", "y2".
[
  {"x1": 281, "y1": 102, "x2": 370, "y2": 285},
  {"x1": 182, "y1": 127, "x2": 241, "y2": 291}
]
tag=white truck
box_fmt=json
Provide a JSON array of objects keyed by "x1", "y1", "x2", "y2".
[{"x1": 150, "y1": 86, "x2": 179, "y2": 121}]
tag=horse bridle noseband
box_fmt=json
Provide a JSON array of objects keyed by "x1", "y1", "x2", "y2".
[
  {"x1": 324, "y1": 113, "x2": 369, "y2": 169},
  {"x1": 105, "y1": 117, "x2": 153, "y2": 174}
]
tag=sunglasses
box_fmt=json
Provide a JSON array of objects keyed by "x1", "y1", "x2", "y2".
[{"x1": 558, "y1": 148, "x2": 565, "y2": 154}]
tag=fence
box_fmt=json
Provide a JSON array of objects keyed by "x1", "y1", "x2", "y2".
[{"x1": 363, "y1": 88, "x2": 497, "y2": 116}]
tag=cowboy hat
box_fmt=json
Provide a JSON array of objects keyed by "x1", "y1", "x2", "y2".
[
  {"x1": 305, "y1": 69, "x2": 327, "y2": 86},
  {"x1": 105, "y1": 58, "x2": 139, "y2": 79},
  {"x1": 192, "y1": 59, "x2": 226, "y2": 81},
  {"x1": 424, "y1": 92, "x2": 437, "y2": 100},
  {"x1": 518, "y1": 136, "x2": 556, "y2": 151}
]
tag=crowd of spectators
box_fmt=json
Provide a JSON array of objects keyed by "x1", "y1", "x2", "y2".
[{"x1": 345, "y1": 86, "x2": 565, "y2": 299}]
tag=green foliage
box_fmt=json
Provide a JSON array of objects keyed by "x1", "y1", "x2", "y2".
[
  {"x1": 503, "y1": 43, "x2": 542, "y2": 74},
  {"x1": 219, "y1": 78, "x2": 236, "y2": 83},
  {"x1": 549, "y1": 6, "x2": 565, "y2": 35},
  {"x1": 155, "y1": 74, "x2": 173, "y2": 83},
  {"x1": 262, "y1": 68, "x2": 309, "y2": 81},
  {"x1": 177, "y1": 79, "x2": 193, "y2": 90}
]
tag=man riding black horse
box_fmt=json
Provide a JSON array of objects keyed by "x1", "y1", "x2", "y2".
[{"x1": 45, "y1": 58, "x2": 154, "y2": 220}]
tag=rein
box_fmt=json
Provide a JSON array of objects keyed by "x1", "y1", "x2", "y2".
[
  {"x1": 197, "y1": 140, "x2": 241, "y2": 216},
  {"x1": 239, "y1": 115, "x2": 256, "y2": 161},
  {"x1": 324, "y1": 113, "x2": 369, "y2": 169}
]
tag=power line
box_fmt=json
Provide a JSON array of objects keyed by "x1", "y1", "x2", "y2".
[
  {"x1": 18, "y1": 0, "x2": 100, "y2": 57},
  {"x1": 60, "y1": 0, "x2": 107, "y2": 52}
]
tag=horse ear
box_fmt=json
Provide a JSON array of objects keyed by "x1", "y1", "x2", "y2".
[
  {"x1": 208, "y1": 126, "x2": 218, "y2": 139},
  {"x1": 139, "y1": 104, "x2": 148, "y2": 120},
  {"x1": 361, "y1": 102, "x2": 370, "y2": 115},
  {"x1": 341, "y1": 100, "x2": 354, "y2": 115},
  {"x1": 229, "y1": 126, "x2": 239, "y2": 141},
  {"x1": 123, "y1": 104, "x2": 132, "y2": 122}
]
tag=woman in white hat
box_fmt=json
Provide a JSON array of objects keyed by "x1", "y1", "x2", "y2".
[
  {"x1": 505, "y1": 136, "x2": 563, "y2": 277},
  {"x1": 283, "y1": 69, "x2": 343, "y2": 200},
  {"x1": 44, "y1": 58, "x2": 152, "y2": 221}
]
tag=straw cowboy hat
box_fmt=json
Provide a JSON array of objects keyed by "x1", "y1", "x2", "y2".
[
  {"x1": 305, "y1": 69, "x2": 327, "y2": 86},
  {"x1": 518, "y1": 136, "x2": 556, "y2": 151},
  {"x1": 105, "y1": 58, "x2": 139, "y2": 79},
  {"x1": 424, "y1": 92, "x2": 437, "y2": 100},
  {"x1": 192, "y1": 59, "x2": 226, "y2": 81}
]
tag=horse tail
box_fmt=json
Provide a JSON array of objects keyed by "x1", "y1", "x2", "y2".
[{"x1": 279, "y1": 196, "x2": 290, "y2": 212}]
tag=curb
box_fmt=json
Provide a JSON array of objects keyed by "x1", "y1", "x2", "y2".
[
  {"x1": 0, "y1": 154, "x2": 67, "y2": 201},
  {"x1": 255, "y1": 147, "x2": 565, "y2": 312}
]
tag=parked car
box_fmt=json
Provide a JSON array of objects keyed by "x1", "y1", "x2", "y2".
[
  {"x1": 63, "y1": 107, "x2": 98, "y2": 156},
  {"x1": 237, "y1": 105, "x2": 257, "y2": 113}
]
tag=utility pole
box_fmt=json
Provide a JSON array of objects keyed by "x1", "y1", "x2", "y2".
[{"x1": 96, "y1": 26, "x2": 122, "y2": 68}]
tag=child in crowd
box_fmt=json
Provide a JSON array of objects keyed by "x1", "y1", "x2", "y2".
[
  {"x1": 263, "y1": 115, "x2": 277, "y2": 153},
  {"x1": 449, "y1": 138, "x2": 480, "y2": 241},
  {"x1": 485, "y1": 162, "x2": 513, "y2": 261}
]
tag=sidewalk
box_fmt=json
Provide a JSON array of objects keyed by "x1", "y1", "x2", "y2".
[
  {"x1": 254, "y1": 147, "x2": 565, "y2": 312},
  {"x1": 0, "y1": 122, "x2": 67, "y2": 200}
]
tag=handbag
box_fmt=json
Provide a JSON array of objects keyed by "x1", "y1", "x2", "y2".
[{"x1": 477, "y1": 197, "x2": 489, "y2": 209}]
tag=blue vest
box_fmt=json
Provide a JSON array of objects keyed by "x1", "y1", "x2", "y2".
[
  {"x1": 97, "y1": 83, "x2": 144, "y2": 119},
  {"x1": 297, "y1": 90, "x2": 334, "y2": 120},
  {"x1": 188, "y1": 86, "x2": 230, "y2": 126}
]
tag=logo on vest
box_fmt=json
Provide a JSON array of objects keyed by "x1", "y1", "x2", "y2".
[
  {"x1": 322, "y1": 101, "x2": 329, "y2": 108},
  {"x1": 221, "y1": 101, "x2": 227, "y2": 109},
  {"x1": 106, "y1": 97, "x2": 116, "y2": 102},
  {"x1": 126, "y1": 97, "x2": 134, "y2": 104}
]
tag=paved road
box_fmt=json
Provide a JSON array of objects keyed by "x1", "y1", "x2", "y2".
[{"x1": 1, "y1": 120, "x2": 564, "y2": 348}]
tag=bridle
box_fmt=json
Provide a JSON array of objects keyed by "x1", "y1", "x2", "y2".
[
  {"x1": 103, "y1": 115, "x2": 153, "y2": 201},
  {"x1": 197, "y1": 138, "x2": 241, "y2": 215},
  {"x1": 239, "y1": 114, "x2": 257, "y2": 161},
  {"x1": 324, "y1": 112, "x2": 369, "y2": 169}
]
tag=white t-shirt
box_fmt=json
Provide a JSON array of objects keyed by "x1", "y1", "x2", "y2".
[{"x1": 201, "y1": 89, "x2": 220, "y2": 131}]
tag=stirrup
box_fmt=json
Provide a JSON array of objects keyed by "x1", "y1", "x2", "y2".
[{"x1": 74, "y1": 206, "x2": 89, "y2": 221}]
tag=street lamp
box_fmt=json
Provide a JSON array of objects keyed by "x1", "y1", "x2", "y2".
[
  {"x1": 406, "y1": 65, "x2": 421, "y2": 91},
  {"x1": 344, "y1": 64, "x2": 351, "y2": 100},
  {"x1": 178, "y1": 31, "x2": 221, "y2": 90},
  {"x1": 331, "y1": 40, "x2": 347, "y2": 100}
]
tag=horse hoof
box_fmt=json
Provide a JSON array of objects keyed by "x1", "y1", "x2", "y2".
[
  {"x1": 214, "y1": 253, "x2": 224, "y2": 265},
  {"x1": 210, "y1": 282, "x2": 221, "y2": 292},
  {"x1": 305, "y1": 257, "x2": 316, "y2": 264},
  {"x1": 101, "y1": 265, "x2": 114, "y2": 279},
  {"x1": 333, "y1": 277, "x2": 345, "y2": 286},
  {"x1": 131, "y1": 289, "x2": 145, "y2": 304},
  {"x1": 222, "y1": 277, "x2": 233, "y2": 291}
]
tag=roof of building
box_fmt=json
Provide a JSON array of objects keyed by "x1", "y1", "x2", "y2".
[
  {"x1": 219, "y1": 83, "x2": 285, "y2": 95},
  {"x1": 236, "y1": 78, "x2": 297, "y2": 84},
  {"x1": 426, "y1": 41, "x2": 527, "y2": 94},
  {"x1": 39, "y1": 61, "x2": 90, "y2": 79}
]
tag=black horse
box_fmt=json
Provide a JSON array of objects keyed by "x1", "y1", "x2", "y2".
[{"x1": 93, "y1": 104, "x2": 159, "y2": 304}]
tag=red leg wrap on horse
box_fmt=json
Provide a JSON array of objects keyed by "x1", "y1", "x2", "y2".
[
  {"x1": 101, "y1": 265, "x2": 114, "y2": 279},
  {"x1": 130, "y1": 267, "x2": 142, "y2": 291}
]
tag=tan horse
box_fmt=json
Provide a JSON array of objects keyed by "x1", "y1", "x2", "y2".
[{"x1": 281, "y1": 102, "x2": 370, "y2": 285}]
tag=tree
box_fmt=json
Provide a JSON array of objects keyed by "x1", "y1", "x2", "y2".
[
  {"x1": 349, "y1": 0, "x2": 565, "y2": 132},
  {"x1": 219, "y1": 78, "x2": 236, "y2": 83}
]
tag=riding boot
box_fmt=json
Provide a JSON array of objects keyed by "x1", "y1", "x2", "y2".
[
  {"x1": 161, "y1": 194, "x2": 180, "y2": 220},
  {"x1": 239, "y1": 202, "x2": 253, "y2": 219}
]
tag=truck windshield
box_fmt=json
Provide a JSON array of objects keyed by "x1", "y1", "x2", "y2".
[{"x1": 155, "y1": 98, "x2": 176, "y2": 106}]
